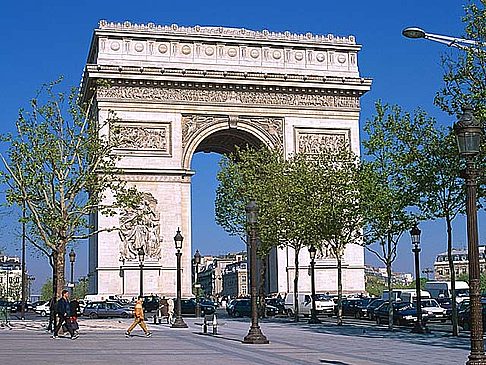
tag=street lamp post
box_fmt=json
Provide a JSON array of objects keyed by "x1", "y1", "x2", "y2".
[
  {"x1": 194, "y1": 250, "x2": 201, "y2": 318},
  {"x1": 69, "y1": 248, "x2": 76, "y2": 296},
  {"x1": 243, "y1": 200, "x2": 269, "y2": 344},
  {"x1": 410, "y1": 225, "x2": 426, "y2": 334},
  {"x1": 454, "y1": 106, "x2": 485, "y2": 364},
  {"x1": 172, "y1": 228, "x2": 188, "y2": 328},
  {"x1": 308, "y1": 245, "x2": 321, "y2": 324},
  {"x1": 21, "y1": 200, "x2": 26, "y2": 320},
  {"x1": 137, "y1": 247, "x2": 145, "y2": 298},
  {"x1": 402, "y1": 27, "x2": 480, "y2": 51}
]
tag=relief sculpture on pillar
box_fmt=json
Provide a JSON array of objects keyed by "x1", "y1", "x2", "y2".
[
  {"x1": 297, "y1": 130, "x2": 349, "y2": 155},
  {"x1": 119, "y1": 192, "x2": 162, "y2": 261}
]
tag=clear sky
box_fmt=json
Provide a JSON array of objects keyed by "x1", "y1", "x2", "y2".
[{"x1": 0, "y1": 0, "x2": 483, "y2": 293}]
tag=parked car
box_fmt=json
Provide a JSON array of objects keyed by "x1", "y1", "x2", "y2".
[
  {"x1": 82, "y1": 301, "x2": 133, "y2": 319},
  {"x1": 228, "y1": 298, "x2": 277, "y2": 317},
  {"x1": 142, "y1": 295, "x2": 160, "y2": 312},
  {"x1": 365, "y1": 299, "x2": 385, "y2": 320},
  {"x1": 284, "y1": 293, "x2": 334, "y2": 317},
  {"x1": 10, "y1": 301, "x2": 33, "y2": 312},
  {"x1": 226, "y1": 299, "x2": 237, "y2": 315},
  {"x1": 180, "y1": 298, "x2": 215, "y2": 316},
  {"x1": 458, "y1": 302, "x2": 486, "y2": 331},
  {"x1": 374, "y1": 301, "x2": 429, "y2": 326},
  {"x1": 353, "y1": 298, "x2": 376, "y2": 319},
  {"x1": 265, "y1": 297, "x2": 286, "y2": 315},
  {"x1": 35, "y1": 301, "x2": 50, "y2": 317},
  {"x1": 417, "y1": 299, "x2": 447, "y2": 322},
  {"x1": 338, "y1": 298, "x2": 366, "y2": 317}
]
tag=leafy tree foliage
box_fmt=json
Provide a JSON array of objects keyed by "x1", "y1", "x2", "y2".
[
  {"x1": 361, "y1": 101, "x2": 418, "y2": 329},
  {"x1": 0, "y1": 80, "x2": 141, "y2": 298}
]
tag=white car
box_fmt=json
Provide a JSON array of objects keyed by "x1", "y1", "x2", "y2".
[
  {"x1": 419, "y1": 299, "x2": 447, "y2": 322},
  {"x1": 34, "y1": 301, "x2": 50, "y2": 317}
]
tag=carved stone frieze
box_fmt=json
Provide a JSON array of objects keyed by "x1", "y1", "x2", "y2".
[
  {"x1": 98, "y1": 85, "x2": 360, "y2": 110},
  {"x1": 119, "y1": 192, "x2": 162, "y2": 261},
  {"x1": 296, "y1": 130, "x2": 349, "y2": 154},
  {"x1": 113, "y1": 124, "x2": 169, "y2": 152}
]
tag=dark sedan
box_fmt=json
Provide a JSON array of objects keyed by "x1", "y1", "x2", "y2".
[
  {"x1": 180, "y1": 298, "x2": 215, "y2": 316},
  {"x1": 366, "y1": 299, "x2": 385, "y2": 320},
  {"x1": 458, "y1": 302, "x2": 486, "y2": 331},
  {"x1": 229, "y1": 298, "x2": 277, "y2": 317},
  {"x1": 374, "y1": 302, "x2": 428, "y2": 326},
  {"x1": 83, "y1": 301, "x2": 133, "y2": 319}
]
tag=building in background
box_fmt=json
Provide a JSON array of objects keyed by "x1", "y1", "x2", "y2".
[
  {"x1": 365, "y1": 265, "x2": 413, "y2": 286},
  {"x1": 433, "y1": 246, "x2": 486, "y2": 281},
  {"x1": 197, "y1": 251, "x2": 246, "y2": 301},
  {"x1": 222, "y1": 260, "x2": 248, "y2": 298},
  {"x1": 0, "y1": 255, "x2": 23, "y2": 301}
]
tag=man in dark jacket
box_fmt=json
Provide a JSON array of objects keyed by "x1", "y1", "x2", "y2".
[{"x1": 53, "y1": 290, "x2": 78, "y2": 340}]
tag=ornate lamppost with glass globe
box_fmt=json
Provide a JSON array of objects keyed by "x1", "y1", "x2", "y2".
[
  {"x1": 137, "y1": 247, "x2": 145, "y2": 298},
  {"x1": 193, "y1": 250, "x2": 202, "y2": 318},
  {"x1": 410, "y1": 225, "x2": 427, "y2": 334},
  {"x1": 242, "y1": 200, "x2": 269, "y2": 344},
  {"x1": 308, "y1": 245, "x2": 321, "y2": 324},
  {"x1": 454, "y1": 106, "x2": 485, "y2": 364},
  {"x1": 172, "y1": 228, "x2": 188, "y2": 328}
]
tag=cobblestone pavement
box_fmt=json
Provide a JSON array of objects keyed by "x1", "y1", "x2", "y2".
[{"x1": 0, "y1": 315, "x2": 472, "y2": 365}]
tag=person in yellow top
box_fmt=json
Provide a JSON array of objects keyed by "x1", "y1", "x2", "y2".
[{"x1": 125, "y1": 296, "x2": 152, "y2": 338}]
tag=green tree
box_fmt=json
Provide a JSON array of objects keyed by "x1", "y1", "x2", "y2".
[
  {"x1": 72, "y1": 277, "x2": 88, "y2": 300},
  {"x1": 40, "y1": 278, "x2": 53, "y2": 301},
  {"x1": 361, "y1": 101, "x2": 418, "y2": 330},
  {"x1": 0, "y1": 80, "x2": 141, "y2": 298},
  {"x1": 435, "y1": 1, "x2": 486, "y2": 122},
  {"x1": 216, "y1": 148, "x2": 323, "y2": 321},
  {"x1": 386, "y1": 106, "x2": 465, "y2": 335},
  {"x1": 315, "y1": 145, "x2": 363, "y2": 325}
]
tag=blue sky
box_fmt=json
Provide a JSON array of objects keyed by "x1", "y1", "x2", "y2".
[{"x1": 0, "y1": 1, "x2": 482, "y2": 292}]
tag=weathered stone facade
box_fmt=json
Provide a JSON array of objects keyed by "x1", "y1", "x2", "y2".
[{"x1": 81, "y1": 20, "x2": 371, "y2": 298}]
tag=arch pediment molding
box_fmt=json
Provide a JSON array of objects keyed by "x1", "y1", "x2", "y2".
[{"x1": 181, "y1": 114, "x2": 283, "y2": 169}]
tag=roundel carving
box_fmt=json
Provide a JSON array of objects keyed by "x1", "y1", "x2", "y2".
[
  {"x1": 111, "y1": 41, "x2": 120, "y2": 51},
  {"x1": 205, "y1": 47, "x2": 215, "y2": 56},
  {"x1": 158, "y1": 44, "x2": 168, "y2": 54},
  {"x1": 181, "y1": 45, "x2": 192, "y2": 55},
  {"x1": 135, "y1": 43, "x2": 144, "y2": 52},
  {"x1": 250, "y1": 49, "x2": 259, "y2": 59},
  {"x1": 295, "y1": 52, "x2": 304, "y2": 61},
  {"x1": 228, "y1": 48, "x2": 238, "y2": 57}
]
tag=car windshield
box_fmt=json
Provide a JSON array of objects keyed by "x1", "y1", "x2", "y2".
[
  {"x1": 456, "y1": 289, "x2": 469, "y2": 297},
  {"x1": 314, "y1": 294, "x2": 332, "y2": 301}
]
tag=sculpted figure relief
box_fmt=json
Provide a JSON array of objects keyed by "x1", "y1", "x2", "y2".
[{"x1": 119, "y1": 192, "x2": 162, "y2": 261}]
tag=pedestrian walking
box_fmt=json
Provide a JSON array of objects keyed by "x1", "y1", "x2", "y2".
[
  {"x1": 53, "y1": 290, "x2": 78, "y2": 340},
  {"x1": 167, "y1": 297, "x2": 174, "y2": 324},
  {"x1": 70, "y1": 298, "x2": 80, "y2": 334},
  {"x1": 125, "y1": 296, "x2": 152, "y2": 338},
  {"x1": 46, "y1": 296, "x2": 57, "y2": 333}
]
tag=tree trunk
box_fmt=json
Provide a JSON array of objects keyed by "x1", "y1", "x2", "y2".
[
  {"x1": 446, "y1": 216, "x2": 459, "y2": 336},
  {"x1": 337, "y1": 256, "x2": 343, "y2": 326},
  {"x1": 294, "y1": 247, "x2": 300, "y2": 322},
  {"x1": 54, "y1": 239, "x2": 67, "y2": 298},
  {"x1": 51, "y1": 251, "x2": 59, "y2": 298}
]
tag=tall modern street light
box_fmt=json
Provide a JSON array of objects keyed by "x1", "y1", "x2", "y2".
[
  {"x1": 403, "y1": 27, "x2": 485, "y2": 364},
  {"x1": 137, "y1": 247, "x2": 145, "y2": 298},
  {"x1": 402, "y1": 27, "x2": 479, "y2": 51},
  {"x1": 410, "y1": 225, "x2": 426, "y2": 334},
  {"x1": 243, "y1": 200, "x2": 269, "y2": 344},
  {"x1": 69, "y1": 248, "x2": 76, "y2": 296},
  {"x1": 454, "y1": 105, "x2": 485, "y2": 364},
  {"x1": 308, "y1": 245, "x2": 321, "y2": 324},
  {"x1": 172, "y1": 228, "x2": 188, "y2": 328},
  {"x1": 193, "y1": 249, "x2": 201, "y2": 318}
]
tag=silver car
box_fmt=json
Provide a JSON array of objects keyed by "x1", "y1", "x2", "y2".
[{"x1": 83, "y1": 301, "x2": 133, "y2": 319}]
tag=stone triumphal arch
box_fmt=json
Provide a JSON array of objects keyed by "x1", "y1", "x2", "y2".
[{"x1": 81, "y1": 20, "x2": 371, "y2": 297}]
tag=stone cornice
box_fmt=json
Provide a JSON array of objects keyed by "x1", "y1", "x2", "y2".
[
  {"x1": 85, "y1": 64, "x2": 371, "y2": 92},
  {"x1": 97, "y1": 20, "x2": 358, "y2": 48}
]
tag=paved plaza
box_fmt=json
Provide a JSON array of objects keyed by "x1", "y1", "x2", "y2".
[{"x1": 0, "y1": 314, "x2": 472, "y2": 365}]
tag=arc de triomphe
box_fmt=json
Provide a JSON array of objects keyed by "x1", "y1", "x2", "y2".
[{"x1": 81, "y1": 20, "x2": 371, "y2": 298}]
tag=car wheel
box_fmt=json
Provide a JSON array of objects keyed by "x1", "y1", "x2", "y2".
[
  {"x1": 234, "y1": 311, "x2": 241, "y2": 318},
  {"x1": 287, "y1": 309, "x2": 293, "y2": 317},
  {"x1": 40, "y1": 310, "x2": 47, "y2": 317},
  {"x1": 121, "y1": 313, "x2": 129, "y2": 319},
  {"x1": 355, "y1": 312, "x2": 361, "y2": 319},
  {"x1": 89, "y1": 312, "x2": 98, "y2": 319}
]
